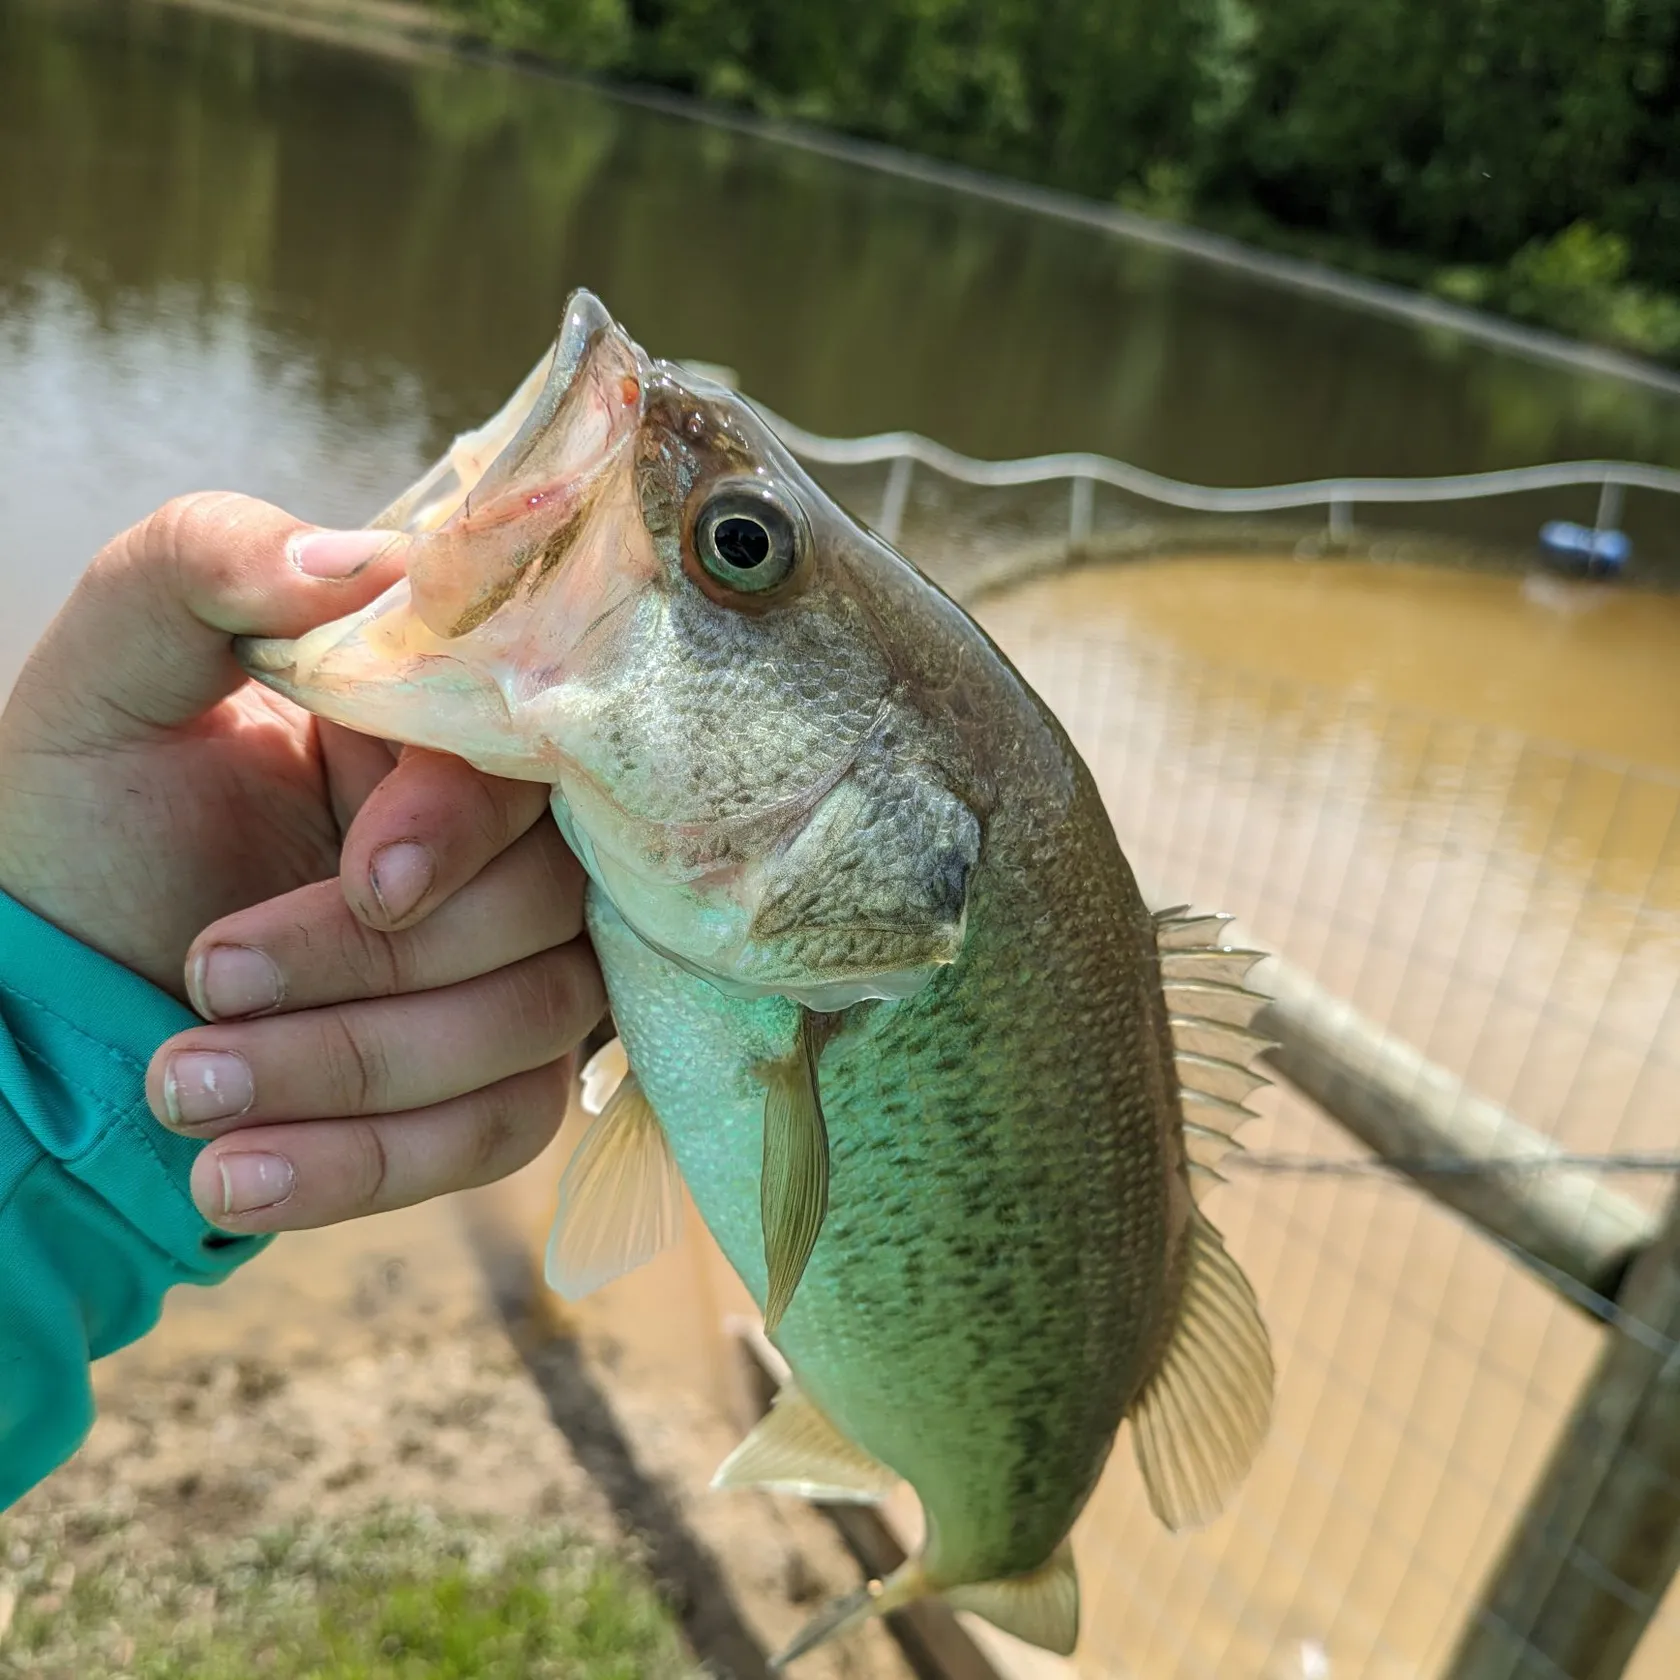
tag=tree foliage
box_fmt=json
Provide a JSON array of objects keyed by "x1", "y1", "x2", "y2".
[{"x1": 456, "y1": 0, "x2": 1680, "y2": 358}]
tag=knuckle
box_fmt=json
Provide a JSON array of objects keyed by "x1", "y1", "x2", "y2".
[
  {"x1": 125, "y1": 491, "x2": 287, "y2": 613},
  {"x1": 339, "y1": 1119, "x2": 392, "y2": 1210},
  {"x1": 467, "y1": 1089, "x2": 520, "y2": 1179},
  {"x1": 467, "y1": 1068, "x2": 561, "y2": 1182},
  {"x1": 510, "y1": 951, "x2": 596, "y2": 1053},
  {"x1": 320, "y1": 1012, "x2": 390, "y2": 1113},
  {"x1": 468, "y1": 774, "x2": 522, "y2": 855},
  {"x1": 337, "y1": 919, "x2": 407, "y2": 999},
  {"x1": 136, "y1": 492, "x2": 245, "y2": 573}
]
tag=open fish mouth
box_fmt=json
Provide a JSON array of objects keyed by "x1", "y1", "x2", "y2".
[{"x1": 234, "y1": 289, "x2": 645, "y2": 775}]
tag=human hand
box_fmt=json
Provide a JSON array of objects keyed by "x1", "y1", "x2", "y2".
[{"x1": 0, "y1": 493, "x2": 603, "y2": 1230}]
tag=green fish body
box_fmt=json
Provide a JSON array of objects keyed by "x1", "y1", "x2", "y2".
[
  {"x1": 585, "y1": 690, "x2": 1179, "y2": 1585},
  {"x1": 237, "y1": 292, "x2": 1274, "y2": 1665}
]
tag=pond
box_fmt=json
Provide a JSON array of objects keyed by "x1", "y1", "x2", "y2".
[{"x1": 6, "y1": 0, "x2": 1680, "y2": 700}]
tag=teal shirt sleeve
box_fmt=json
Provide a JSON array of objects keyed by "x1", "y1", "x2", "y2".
[{"x1": 1, "y1": 891, "x2": 268, "y2": 1509}]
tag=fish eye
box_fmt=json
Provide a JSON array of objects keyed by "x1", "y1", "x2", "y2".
[{"x1": 695, "y1": 486, "x2": 801, "y2": 594}]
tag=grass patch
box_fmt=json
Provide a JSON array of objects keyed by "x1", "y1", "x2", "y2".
[{"x1": 0, "y1": 1507, "x2": 696, "y2": 1679}]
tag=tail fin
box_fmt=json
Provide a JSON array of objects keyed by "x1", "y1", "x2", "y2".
[
  {"x1": 771, "y1": 1545, "x2": 1080, "y2": 1668},
  {"x1": 770, "y1": 1561, "x2": 928, "y2": 1670}
]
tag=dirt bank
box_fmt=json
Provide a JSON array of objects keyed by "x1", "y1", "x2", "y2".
[{"x1": 0, "y1": 1139, "x2": 914, "y2": 1680}]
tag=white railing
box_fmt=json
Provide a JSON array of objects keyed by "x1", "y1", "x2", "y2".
[{"x1": 750, "y1": 400, "x2": 1680, "y2": 546}]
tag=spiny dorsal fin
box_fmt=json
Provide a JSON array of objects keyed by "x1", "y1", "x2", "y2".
[
  {"x1": 545, "y1": 1066, "x2": 684, "y2": 1300},
  {"x1": 1129, "y1": 1211, "x2": 1274, "y2": 1530},
  {"x1": 1183, "y1": 1122, "x2": 1236, "y2": 1173},
  {"x1": 1162, "y1": 977, "x2": 1268, "y2": 1028},
  {"x1": 1175, "y1": 1050, "x2": 1268, "y2": 1106},
  {"x1": 1170, "y1": 1016, "x2": 1277, "y2": 1063},
  {"x1": 711, "y1": 1379, "x2": 898, "y2": 1504},
  {"x1": 1154, "y1": 906, "x2": 1274, "y2": 1204},
  {"x1": 1181, "y1": 1088, "x2": 1258, "y2": 1128},
  {"x1": 1154, "y1": 910, "x2": 1233, "y2": 950},
  {"x1": 760, "y1": 1010, "x2": 829, "y2": 1335},
  {"x1": 945, "y1": 1540, "x2": 1080, "y2": 1656},
  {"x1": 1159, "y1": 947, "x2": 1267, "y2": 986},
  {"x1": 1177, "y1": 1087, "x2": 1251, "y2": 1199}
]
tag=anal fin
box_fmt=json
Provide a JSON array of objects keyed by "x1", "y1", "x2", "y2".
[
  {"x1": 544, "y1": 1067, "x2": 683, "y2": 1300},
  {"x1": 1130, "y1": 1210, "x2": 1274, "y2": 1530},
  {"x1": 945, "y1": 1541, "x2": 1080, "y2": 1657},
  {"x1": 712, "y1": 1380, "x2": 898, "y2": 1504}
]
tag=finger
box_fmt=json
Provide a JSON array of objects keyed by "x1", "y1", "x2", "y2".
[
  {"x1": 188, "y1": 1058, "x2": 575, "y2": 1231},
  {"x1": 337, "y1": 748, "x2": 553, "y2": 931},
  {"x1": 14, "y1": 493, "x2": 410, "y2": 745},
  {"x1": 182, "y1": 819, "x2": 587, "y2": 1019},
  {"x1": 317, "y1": 721, "x2": 400, "y2": 834},
  {"x1": 151, "y1": 940, "x2": 605, "y2": 1132}
]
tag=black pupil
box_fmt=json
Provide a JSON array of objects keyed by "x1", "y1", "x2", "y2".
[{"x1": 714, "y1": 515, "x2": 771, "y2": 569}]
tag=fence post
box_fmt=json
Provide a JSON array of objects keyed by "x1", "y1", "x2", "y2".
[
  {"x1": 879, "y1": 455, "x2": 914, "y2": 544},
  {"x1": 1069, "y1": 474, "x2": 1094, "y2": 544},
  {"x1": 1595, "y1": 478, "x2": 1625, "y2": 534},
  {"x1": 1443, "y1": 1187, "x2": 1680, "y2": 1680},
  {"x1": 1252, "y1": 961, "x2": 1654, "y2": 1306}
]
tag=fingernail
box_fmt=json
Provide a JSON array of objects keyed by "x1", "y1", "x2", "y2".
[
  {"x1": 369, "y1": 841, "x2": 435, "y2": 923},
  {"x1": 215, "y1": 1153, "x2": 295, "y2": 1216},
  {"x1": 163, "y1": 1051, "x2": 254, "y2": 1127},
  {"x1": 193, "y1": 945, "x2": 284, "y2": 1019},
  {"x1": 286, "y1": 529, "x2": 396, "y2": 579}
]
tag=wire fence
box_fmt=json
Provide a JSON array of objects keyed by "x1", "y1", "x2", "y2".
[
  {"x1": 770, "y1": 428, "x2": 1680, "y2": 1679},
  {"x1": 755, "y1": 400, "x2": 1680, "y2": 586}
]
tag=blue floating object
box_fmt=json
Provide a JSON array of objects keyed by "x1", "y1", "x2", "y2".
[{"x1": 1538, "y1": 520, "x2": 1631, "y2": 576}]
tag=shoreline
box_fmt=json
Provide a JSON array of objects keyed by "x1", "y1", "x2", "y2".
[{"x1": 137, "y1": 0, "x2": 1680, "y2": 403}]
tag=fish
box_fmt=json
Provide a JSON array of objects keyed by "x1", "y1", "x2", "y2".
[{"x1": 237, "y1": 290, "x2": 1274, "y2": 1666}]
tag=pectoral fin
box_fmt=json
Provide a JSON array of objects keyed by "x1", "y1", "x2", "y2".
[
  {"x1": 760, "y1": 1013, "x2": 829, "y2": 1334},
  {"x1": 1129, "y1": 1210, "x2": 1274, "y2": 1530},
  {"x1": 544, "y1": 1068, "x2": 683, "y2": 1300},
  {"x1": 711, "y1": 1379, "x2": 897, "y2": 1504},
  {"x1": 579, "y1": 1035, "x2": 629, "y2": 1115}
]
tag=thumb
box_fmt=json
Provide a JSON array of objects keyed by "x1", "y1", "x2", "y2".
[{"x1": 12, "y1": 492, "x2": 411, "y2": 745}]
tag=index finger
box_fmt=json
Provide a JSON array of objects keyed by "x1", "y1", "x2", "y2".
[
  {"x1": 333, "y1": 746, "x2": 554, "y2": 933},
  {"x1": 184, "y1": 817, "x2": 587, "y2": 1019}
]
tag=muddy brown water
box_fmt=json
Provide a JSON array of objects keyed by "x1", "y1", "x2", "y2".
[{"x1": 5, "y1": 1, "x2": 1680, "y2": 1676}]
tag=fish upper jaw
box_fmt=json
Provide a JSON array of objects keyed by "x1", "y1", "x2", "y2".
[{"x1": 233, "y1": 290, "x2": 655, "y2": 779}]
